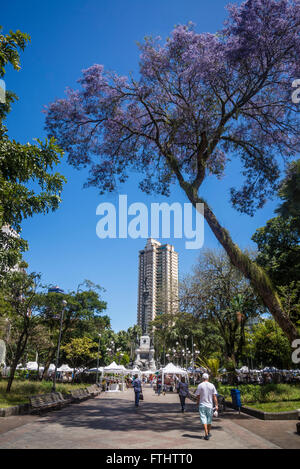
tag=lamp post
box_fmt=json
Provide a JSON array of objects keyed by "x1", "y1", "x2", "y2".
[
  {"x1": 52, "y1": 297, "x2": 67, "y2": 392},
  {"x1": 191, "y1": 335, "x2": 195, "y2": 384},
  {"x1": 175, "y1": 342, "x2": 179, "y2": 366},
  {"x1": 191, "y1": 335, "x2": 194, "y2": 369},
  {"x1": 195, "y1": 349, "x2": 200, "y2": 366},
  {"x1": 249, "y1": 338, "x2": 254, "y2": 370},
  {"x1": 184, "y1": 335, "x2": 188, "y2": 370},
  {"x1": 110, "y1": 341, "x2": 115, "y2": 360},
  {"x1": 96, "y1": 333, "x2": 101, "y2": 384},
  {"x1": 172, "y1": 348, "x2": 176, "y2": 363},
  {"x1": 187, "y1": 349, "x2": 191, "y2": 368},
  {"x1": 116, "y1": 349, "x2": 122, "y2": 364}
]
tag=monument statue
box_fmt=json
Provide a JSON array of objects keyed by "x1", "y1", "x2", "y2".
[{"x1": 134, "y1": 334, "x2": 156, "y2": 371}]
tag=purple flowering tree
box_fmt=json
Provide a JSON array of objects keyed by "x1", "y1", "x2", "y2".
[{"x1": 45, "y1": 0, "x2": 300, "y2": 342}]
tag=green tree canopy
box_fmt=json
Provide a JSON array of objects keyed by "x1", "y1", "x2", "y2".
[
  {"x1": 180, "y1": 249, "x2": 264, "y2": 364},
  {"x1": 276, "y1": 159, "x2": 300, "y2": 231},
  {"x1": 249, "y1": 319, "x2": 294, "y2": 369},
  {"x1": 252, "y1": 160, "x2": 300, "y2": 330},
  {"x1": 34, "y1": 280, "x2": 107, "y2": 377},
  {"x1": 61, "y1": 337, "x2": 99, "y2": 373},
  {"x1": 252, "y1": 217, "x2": 300, "y2": 288},
  {"x1": 0, "y1": 270, "x2": 40, "y2": 392},
  {"x1": 0, "y1": 27, "x2": 66, "y2": 279}
]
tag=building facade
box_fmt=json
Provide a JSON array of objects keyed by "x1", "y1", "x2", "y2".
[{"x1": 137, "y1": 238, "x2": 179, "y2": 335}]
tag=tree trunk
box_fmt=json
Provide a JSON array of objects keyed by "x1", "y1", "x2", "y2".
[
  {"x1": 6, "y1": 332, "x2": 28, "y2": 393},
  {"x1": 188, "y1": 193, "x2": 299, "y2": 343},
  {"x1": 41, "y1": 349, "x2": 57, "y2": 380}
]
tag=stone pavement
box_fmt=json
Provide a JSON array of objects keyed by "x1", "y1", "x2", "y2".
[{"x1": 0, "y1": 386, "x2": 299, "y2": 449}]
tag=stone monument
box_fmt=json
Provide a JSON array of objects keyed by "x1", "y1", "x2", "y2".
[{"x1": 134, "y1": 335, "x2": 156, "y2": 371}]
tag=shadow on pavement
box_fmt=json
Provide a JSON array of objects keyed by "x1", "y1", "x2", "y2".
[
  {"x1": 218, "y1": 409, "x2": 254, "y2": 420},
  {"x1": 35, "y1": 397, "x2": 228, "y2": 434},
  {"x1": 182, "y1": 433, "x2": 203, "y2": 440}
]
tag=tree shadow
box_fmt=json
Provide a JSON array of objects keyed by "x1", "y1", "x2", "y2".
[{"x1": 34, "y1": 394, "x2": 253, "y2": 435}]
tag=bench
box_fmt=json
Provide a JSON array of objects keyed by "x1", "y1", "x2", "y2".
[
  {"x1": 86, "y1": 384, "x2": 101, "y2": 397},
  {"x1": 53, "y1": 391, "x2": 72, "y2": 406},
  {"x1": 70, "y1": 388, "x2": 91, "y2": 402},
  {"x1": 217, "y1": 394, "x2": 226, "y2": 412},
  {"x1": 29, "y1": 392, "x2": 70, "y2": 414}
]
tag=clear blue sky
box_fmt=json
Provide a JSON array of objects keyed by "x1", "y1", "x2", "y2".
[{"x1": 2, "y1": 0, "x2": 280, "y2": 331}]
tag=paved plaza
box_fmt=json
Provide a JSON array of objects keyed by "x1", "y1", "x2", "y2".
[{"x1": 0, "y1": 386, "x2": 299, "y2": 449}]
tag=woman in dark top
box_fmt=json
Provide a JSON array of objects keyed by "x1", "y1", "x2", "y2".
[
  {"x1": 156, "y1": 376, "x2": 162, "y2": 396},
  {"x1": 178, "y1": 376, "x2": 189, "y2": 413}
]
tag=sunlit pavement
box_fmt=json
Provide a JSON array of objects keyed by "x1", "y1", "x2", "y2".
[{"x1": 0, "y1": 386, "x2": 299, "y2": 449}]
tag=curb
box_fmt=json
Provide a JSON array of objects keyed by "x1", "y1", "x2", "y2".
[{"x1": 0, "y1": 404, "x2": 29, "y2": 417}]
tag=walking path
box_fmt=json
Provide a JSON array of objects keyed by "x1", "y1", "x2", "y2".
[{"x1": 0, "y1": 386, "x2": 299, "y2": 449}]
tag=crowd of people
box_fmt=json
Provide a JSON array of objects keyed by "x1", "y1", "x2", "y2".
[
  {"x1": 222, "y1": 369, "x2": 300, "y2": 385},
  {"x1": 101, "y1": 377, "x2": 122, "y2": 391}
]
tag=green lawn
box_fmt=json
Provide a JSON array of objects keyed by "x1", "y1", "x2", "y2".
[
  {"x1": 190, "y1": 383, "x2": 300, "y2": 414},
  {"x1": 0, "y1": 380, "x2": 86, "y2": 408},
  {"x1": 217, "y1": 383, "x2": 300, "y2": 404},
  {"x1": 246, "y1": 401, "x2": 300, "y2": 413}
]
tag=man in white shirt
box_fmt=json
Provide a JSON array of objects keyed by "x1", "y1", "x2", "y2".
[{"x1": 195, "y1": 373, "x2": 218, "y2": 440}]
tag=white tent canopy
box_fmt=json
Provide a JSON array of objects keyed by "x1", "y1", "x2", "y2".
[
  {"x1": 25, "y1": 362, "x2": 38, "y2": 370},
  {"x1": 128, "y1": 366, "x2": 141, "y2": 375},
  {"x1": 160, "y1": 362, "x2": 187, "y2": 375},
  {"x1": 159, "y1": 363, "x2": 187, "y2": 386},
  {"x1": 141, "y1": 369, "x2": 155, "y2": 375},
  {"x1": 159, "y1": 362, "x2": 187, "y2": 387},
  {"x1": 103, "y1": 361, "x2": 126, "y2": 374},
  {"x1": 57, "y1": 364, "x2": 73, "y2": 372},
  {"x1": 103, "y1": 361, "x2": 127, "y2": 392}
]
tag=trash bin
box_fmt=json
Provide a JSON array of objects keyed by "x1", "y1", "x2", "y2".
[{"x1": 230, "y1": 388, "x2": 241, "y2": 409}]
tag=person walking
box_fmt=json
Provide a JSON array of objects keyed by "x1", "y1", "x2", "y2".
[
  {"x1": 156, "y1": 375, "x2": 162, "y2": 396},
  {"x1": 195, "y1": 373, "x2": 218, "y2": 440},
  {"x1": 177, "y1": 376, "x2": 189, "y2": 413},
  {"x1": 132, "y1": 374, "x2": 142, "y2": 407}
]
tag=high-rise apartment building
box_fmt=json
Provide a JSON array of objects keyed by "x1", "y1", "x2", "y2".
[{"x1": 137, "y1": 238, "x2": 179, "y2": 335}]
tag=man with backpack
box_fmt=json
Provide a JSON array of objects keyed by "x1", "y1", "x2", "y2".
[{"x1": 132, "y1": 374, "x2": 142, "y2": 407}]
